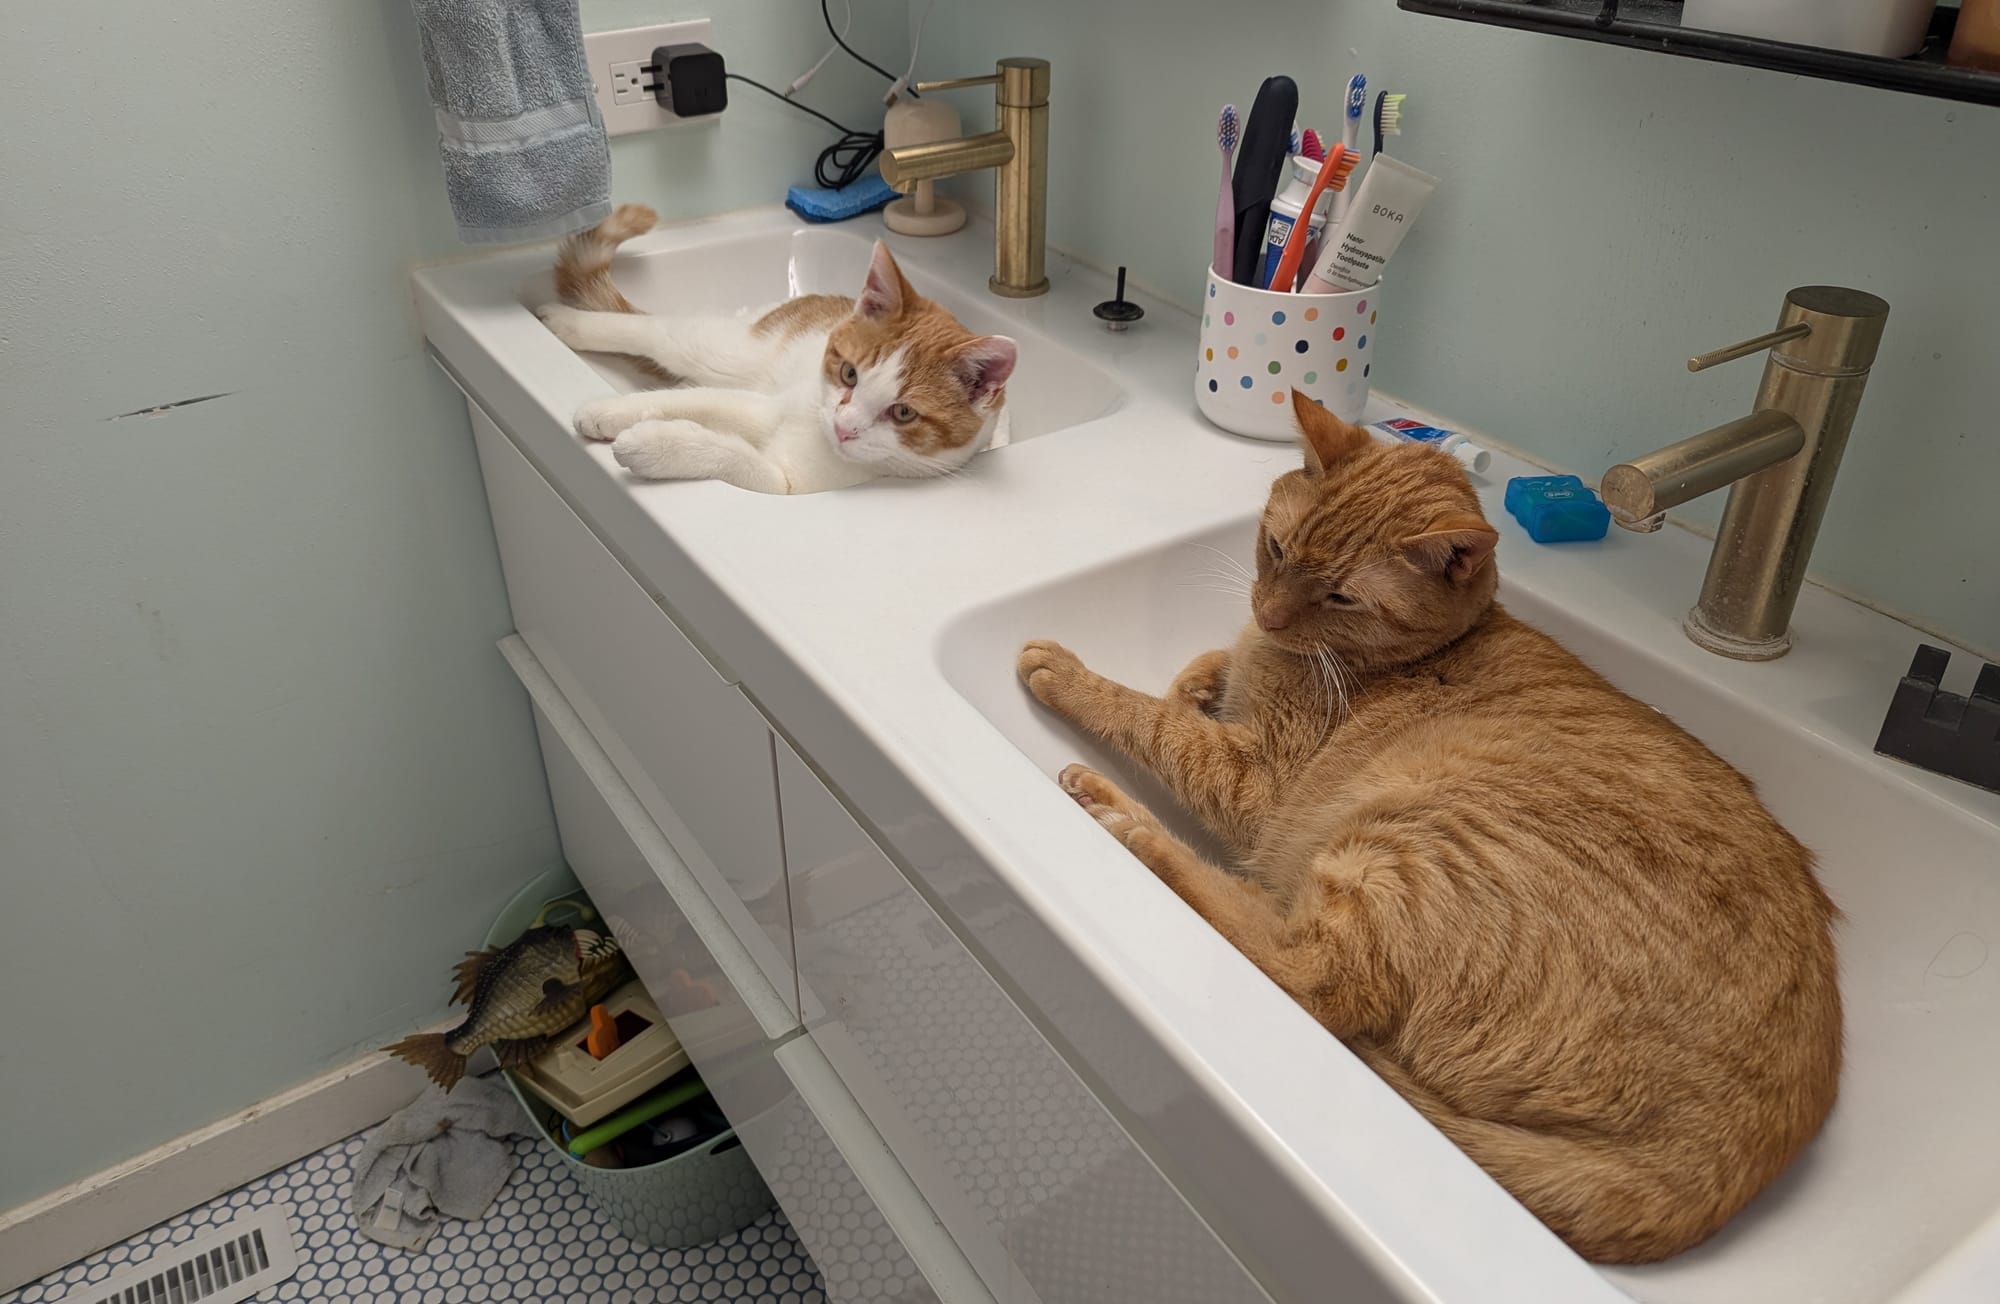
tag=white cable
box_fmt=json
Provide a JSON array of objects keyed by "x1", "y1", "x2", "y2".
[
  {"x1": 789, "y1": 0, "x2": 852, "y2": 95},
  {"x1": 901, "y1": 0, "x2": 933, "y2": 91},
  {"x1": 880, "y1": 0, "x2": 933, "y2": 103}
]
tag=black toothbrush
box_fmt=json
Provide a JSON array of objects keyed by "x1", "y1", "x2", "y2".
[{"x1": 1230, "y1": 75, "x2": 1299, "y2": 286}]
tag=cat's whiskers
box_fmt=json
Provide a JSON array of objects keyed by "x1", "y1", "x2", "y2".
[
  {"x1": 1180, "y1": 562, "x2": 1251, "y2": 605},
  {"x1": 1314, "y1": 646, "x2": 1349, "y2": 737},
  {"x1": 1182, "y1": 568, "x2": 1251, "y2": 596},
  {"x1": 1190, "y1": 544, "x2": 1257, "y2": 584},
  {"x1": 1323, "y1": 646, "x2": 1355, "y2": 722}
]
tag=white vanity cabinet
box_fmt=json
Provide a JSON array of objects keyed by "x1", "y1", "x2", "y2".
[{"x1": 468, "y1": 392, "x2": 1265, "y2": 1304}]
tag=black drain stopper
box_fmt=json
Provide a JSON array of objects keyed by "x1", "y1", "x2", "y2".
[{"x1": 1093, "y1": 266, "x2": 1145, "y2": 332}]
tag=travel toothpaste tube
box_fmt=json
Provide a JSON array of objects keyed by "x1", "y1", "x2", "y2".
[
  {"x1": 1371, "y1": 417, "x2": 1491, "y2": 474},
  {"x1": 1302, "y1": 154, "x2": 1439, "y2": 294}
]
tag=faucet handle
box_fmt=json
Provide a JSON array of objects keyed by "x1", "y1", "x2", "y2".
[
  {"x1": 1686, "y1": 322, "x2": 1812, "y2": 373},
  {"x1": 914, "y1": 73, "x2": 1002, "y2": 93}
]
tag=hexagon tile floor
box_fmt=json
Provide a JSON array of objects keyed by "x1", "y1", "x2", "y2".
[{"x1": 2, "y1": 1130, "x2": 826, "y2": 1304}]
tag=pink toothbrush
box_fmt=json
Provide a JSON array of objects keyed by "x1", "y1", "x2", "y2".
[{"x1": 1213, "y1": 104, "x2": 1240, "y2": 279}]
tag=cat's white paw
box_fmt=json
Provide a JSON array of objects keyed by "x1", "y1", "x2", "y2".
[
  {"x1": 610, "y1": 421, "x2": 721, "y2": 480},
  {"x1": 534, "y1": 303, "x2": 585, "y2": 340},
  {"x1": 610, "y1": 420, "x2": 789, "y2": 493},
  {"x1": 576, "y1": 396, "x2": 647, "y2": 443},
  {"x1": 609, "y1": 423, "x2": 677, "y2": 478}
]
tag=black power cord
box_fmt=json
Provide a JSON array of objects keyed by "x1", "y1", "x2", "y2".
[
  {"x1": 822, "y1": 0, "x2": 916, "y2": 96},
  {"x1": 647, "y1": 5, "x2": 915, "y2": 193},
  {"x1": 725, "y1": 73, "x2": 884, "y2": 189}
]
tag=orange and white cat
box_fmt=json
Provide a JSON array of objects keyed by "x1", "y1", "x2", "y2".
[
  {"x1": 1018, "y1": 390, "x2": 1842, "y2": 1264},
  {"x1": 535, "y1": 205, "x2": 1016, "y2": 495}
]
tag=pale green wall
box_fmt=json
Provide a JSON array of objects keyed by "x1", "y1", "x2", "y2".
[
  {"x1": 922, "y1": 0, "x2": 2000, "y2": 656},
  {"x1": 0, "y1": 0, "x2": 907, "y2": 1213}
]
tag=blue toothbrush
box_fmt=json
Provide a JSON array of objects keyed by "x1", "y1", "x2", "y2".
[{"x1": 1330, "y1": 74, "x2": 1367, "y2": 225}]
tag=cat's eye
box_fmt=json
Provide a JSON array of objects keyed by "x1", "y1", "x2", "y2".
[
  {"x1": 891, "y1": 404, "x2": 916, "y2": 424},
  {"x1": 1324, "y1": 591, "x2": 1355, "y2": 607},
  {"x1": 1266, "y1": 535, "x2": 1284, "y2": 563},
  {"x1": 838, "y1": 362, "x2": 858, "y2": 387}
]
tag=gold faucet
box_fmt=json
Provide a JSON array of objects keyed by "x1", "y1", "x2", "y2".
[
  {"x1": 1599, "y1": 287, "x2": 1890, "y2": 661},
  {"x1": 879, "y1": 58, "x2": 1049, "y2": 298}
]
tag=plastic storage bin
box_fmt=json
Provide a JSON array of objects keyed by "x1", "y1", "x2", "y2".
[{"x1": 485, "y1": 866, "x2": 775, "y2": 1249}]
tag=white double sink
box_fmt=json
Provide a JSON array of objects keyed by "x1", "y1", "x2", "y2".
[{"x1": 417, "y1": 206, "x2": 2000, "y2": 1304}]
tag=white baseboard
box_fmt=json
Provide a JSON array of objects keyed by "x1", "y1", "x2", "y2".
[{"x1": 0, "y1": 1040, "x2": 439, "y2": 1294}]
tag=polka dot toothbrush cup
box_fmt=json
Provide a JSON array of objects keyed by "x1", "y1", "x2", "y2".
[{"x1": 1196, "y1": 268, "x2": 1380, "y2": 440}]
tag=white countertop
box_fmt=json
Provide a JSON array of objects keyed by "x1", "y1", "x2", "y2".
[{"x1": 415, "y1": 207, "x2": 2000, "y2": 1304}]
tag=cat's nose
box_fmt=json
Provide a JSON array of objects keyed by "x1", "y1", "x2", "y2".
[
  {"x1": 835, "y1": 425, "x2": 860, "y2": 443},
  {"x1": 1256, "y1": 604, "x2": 1292, "y2": 631}
]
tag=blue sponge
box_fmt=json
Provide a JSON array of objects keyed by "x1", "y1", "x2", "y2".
[
  {"x1": 786, "y1": 173, "x2": 897, "y2": 223},
  {"x1": 1505, "y1": 475, "x2": 1612, "y2": 544}
]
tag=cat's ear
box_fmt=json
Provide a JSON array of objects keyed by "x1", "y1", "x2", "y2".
[
  {"x1": 856, "y1": 241, "x2": 917, "y2": 320},
  {"x1": 1291, "y1": 389, "x2": 1370, "y2": 475},
  {"x1": 952, "y1": 335, "x2": 1018, "y2": 407},
  {"x1": 1402, "y1": 511, "x2": 1499, "y2": 584}
]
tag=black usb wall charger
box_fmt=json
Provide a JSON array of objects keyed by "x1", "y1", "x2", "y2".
[{"x1": 646, "y1": 44, "x2": 728, "y2": 118}]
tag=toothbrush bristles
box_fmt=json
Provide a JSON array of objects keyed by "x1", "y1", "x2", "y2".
[
  {"x1": 1217, "y1": 103, "x2": 1240, "y2": 152},
  {"x1": 1288, "y1": 128, "x2": 1300, "y2": 155},
  {"x1": 1379, "y1": 92, "x2": 1406, "y2": 135},
  {"x1": 1324, "y1": 148, "x2": 1360, "y2": 191},
  {"x1": 1300, "y1": 128, "x2": 1326, "y2": 162}
]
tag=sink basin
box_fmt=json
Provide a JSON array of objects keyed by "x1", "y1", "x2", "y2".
[
  {"x1": 515, "y1": 224, "x2": 1125, "y2": 445},
  {"x1": 938, "y1": 515, "x2": 2000, "y2": 1304}
]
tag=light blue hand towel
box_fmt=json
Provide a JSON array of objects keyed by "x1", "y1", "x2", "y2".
[{"x1": 411, "y1": 0, "x2": 613, "y2": 245}]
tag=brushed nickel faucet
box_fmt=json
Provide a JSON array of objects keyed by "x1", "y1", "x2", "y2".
[
  {"x1": 1599, "y1": 287, "x2": 1889, "y2": 661},
  {"x1": 879, "y1": 58, "x2": 1049, "y2": 298}
]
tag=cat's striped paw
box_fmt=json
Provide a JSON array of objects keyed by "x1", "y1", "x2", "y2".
[
  {"x1": 1169, "y1": 649, "x2": 1231, "y2": 716},
  {"x1": 1058, "y1": 764, "x2": 1148, "y2": 842},
  {"x1": 1018, "y1": 640, "x2": 1087, "y2": 709}
]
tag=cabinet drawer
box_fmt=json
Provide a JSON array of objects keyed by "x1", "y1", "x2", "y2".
[
  {"x1": 741, "y1": 1038, "x2": 999, "y2": 1304},
  {"x1": 505, "y1": 637, "x2": 984, "y2": 1304},
  {"x1": 469, "y1": 403, "x2": 795, "y2": 1016},
  {"x1": 506, "y1": 635, "x2": 792, "y2": 1062},
  {"x1": 778, "y1": 741, "x2": 1272, "y2": 1304}
]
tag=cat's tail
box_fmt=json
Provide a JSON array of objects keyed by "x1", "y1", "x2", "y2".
[{"x1": 554, "y1": 204, "x2": 658, "y2": 314}]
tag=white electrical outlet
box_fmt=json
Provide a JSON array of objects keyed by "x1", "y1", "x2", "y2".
[
  {"x1": 584, "y1": 19, "x2": 717, "y2": 137},
  {"x1": 609, "y1": 60, "x2": 650, "y2": 107}
]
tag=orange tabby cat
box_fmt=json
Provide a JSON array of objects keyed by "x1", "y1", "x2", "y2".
[{"x1": 1017, "y1": 390, "x2": 1841, "y2": 1264}]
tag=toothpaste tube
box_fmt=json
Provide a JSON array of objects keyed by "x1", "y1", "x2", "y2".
[
  {"x1": 1372, "y1": 417, "x2": 1491, "y2": 474},
  {"x1": 1303, "y1": 154, "x2": 1439, "y2": 294}
]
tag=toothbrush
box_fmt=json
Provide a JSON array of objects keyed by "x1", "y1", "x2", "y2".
[
  {"x1": 1330, "y1": 74, "x2": 1367, "y2": 226},
  {"x1": 1296, "y1": 128, "x2": 1331, "y2": 273},
  {"x1": 1372, "y1": 90, "x2": 1406, "y2": 156},
  {"x1": 1289, "y1": 128, "x2": 1301, "y2": 156},
  {"x1": 1213, "y1": 104, "x2": 1240, "y2": 279},
  {"x1": 1266, "y1": 144, "x2": 1358, "y2": 292},
  {"x1": 1230, "y1": 76, "x2": 1299, "y2": 285}
]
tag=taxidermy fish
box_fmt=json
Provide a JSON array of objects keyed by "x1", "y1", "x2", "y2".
[{"x1": 385, "y1": 926, "x2": 631, "y2": 1090}]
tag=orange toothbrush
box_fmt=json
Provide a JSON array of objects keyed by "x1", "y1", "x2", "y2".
[{"x1": 1267, "y1": 145, "x2": 1359, "y2": 293}]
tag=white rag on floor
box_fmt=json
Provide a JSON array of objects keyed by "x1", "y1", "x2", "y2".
[{"x1": 349, "y1": 1076, "x2": 533, "y2": 1250}]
